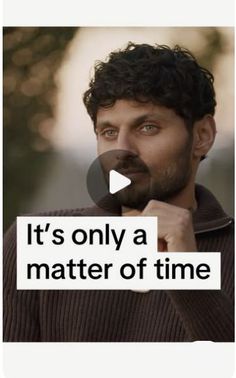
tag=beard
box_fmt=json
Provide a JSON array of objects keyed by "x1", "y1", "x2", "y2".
[
  {"x1": 100, "y1": 136, "x2": 193, "y2": 210},
  {"x1": 115, "y1": 160, "x2": 192, "y2": 210}
]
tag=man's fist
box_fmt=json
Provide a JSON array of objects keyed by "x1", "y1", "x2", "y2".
[{"x1": 124, "y1": 200, "x2": 197, "y2": 252}]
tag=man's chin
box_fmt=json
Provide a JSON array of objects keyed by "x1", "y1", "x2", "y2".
[
  {"x1": 115, "y1": 184, "x2": 186, "y2": 210},
  {"x1": 115, "y1": 186, "x2": 151, "y2": 210}
]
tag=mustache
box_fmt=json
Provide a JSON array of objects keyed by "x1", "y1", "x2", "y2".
[
  {"x1": 113, "y1": 159, "x2": 148, "y2": 173},
  {"x1": 98, "y1": 150, "x2": 149, "y2": 176}
]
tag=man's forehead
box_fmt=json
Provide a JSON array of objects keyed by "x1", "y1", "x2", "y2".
[{"x1": 96, "y1": 99, "x2": 175, "y2": 127}]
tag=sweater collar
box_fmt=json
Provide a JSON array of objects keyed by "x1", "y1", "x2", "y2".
[
  {"x1": 192, "y1": 184, "x2": 233, "y2": 234},
  {"x1": 80, "y1": 184, "x2": 232, "y2": 234}
]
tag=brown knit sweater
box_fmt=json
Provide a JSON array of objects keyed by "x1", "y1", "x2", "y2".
[{"x1": 3, "y1": 185, "x2": 234, "y2": 342}]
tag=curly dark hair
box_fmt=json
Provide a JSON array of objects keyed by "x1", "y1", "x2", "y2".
[{"x1": 83, "y1": 42, "x2": 216, "y2": 128}]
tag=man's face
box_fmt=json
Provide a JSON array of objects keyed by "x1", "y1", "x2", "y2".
[{"x1": 96, "y1": 99, "x2": 194, "y2": 209}]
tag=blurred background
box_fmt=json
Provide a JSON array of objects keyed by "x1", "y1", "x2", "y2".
[{"x1": 3, "y1": 27, "x2": 234, "y2": 231}]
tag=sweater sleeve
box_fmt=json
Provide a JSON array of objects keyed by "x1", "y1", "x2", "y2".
[
  {"x1": 3, "y1": 222, "x2": 40, "y2": 341},
  {"x1": 166, "y1": 289, "x2": 234, "y2": 342},
  {"x1": 166, "y1": 227, "x2": 234, "y2": 342}
]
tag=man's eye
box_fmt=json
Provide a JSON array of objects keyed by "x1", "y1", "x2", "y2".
[
  {"x1": 140, "y1": 124, "x2": 159, "y2": 135},
  {"x1": 101, "y1": 129, "x2": 118, "y2": 139}
]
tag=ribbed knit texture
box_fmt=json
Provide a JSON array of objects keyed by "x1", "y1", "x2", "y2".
[{"x1": 3, "y1": 185, "x2": 234, "y2": 342}]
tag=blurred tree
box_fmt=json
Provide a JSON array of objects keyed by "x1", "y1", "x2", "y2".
[
  {"x1": 195, "y1": 28, "x2": 234, "y2": 217},
  {"x1": 4, "y1": 27, "x2": 78, "y2": 231},
  {"x1": 197, "y1": 27, "x2": 226, "y2": 70}
]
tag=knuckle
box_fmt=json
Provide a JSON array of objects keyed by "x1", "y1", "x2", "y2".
[
  {"x1": 146, "y1": 199, "x2": 157, "y2": 209},
  {"x1": 178, "y1": 209, "x2": 191, "y2": 228},
  {"x1": 149, "y1": 199, "x2": 157, "y2": 206}
]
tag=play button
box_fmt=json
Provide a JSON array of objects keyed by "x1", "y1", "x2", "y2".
[
  {"x1": 86, "y1": 149, "x2": 150, "y2": 212},
  {"x1": 109, "y1": 170, "x2": 131, "y2": 194}
]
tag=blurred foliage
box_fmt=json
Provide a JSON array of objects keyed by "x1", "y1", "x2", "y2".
[
  {"x1": 196, "y1": 28, "x2": 226, "y2": 70},
  {"x1": 4, "y1": 27, "x2": 78, "y2": 231}
]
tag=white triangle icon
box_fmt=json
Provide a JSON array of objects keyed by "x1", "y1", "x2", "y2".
[{"x1": 109, "y1": 170, "x2": 131, "y2": 194}]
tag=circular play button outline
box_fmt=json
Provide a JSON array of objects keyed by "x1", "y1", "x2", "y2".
[{"x1": 86, "y1": 149, "x2": 150, "y2": 212}]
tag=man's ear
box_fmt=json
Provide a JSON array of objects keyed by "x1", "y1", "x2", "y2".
[{"x1": 192, "y1": 115, "x2": 216, "y2": 159}]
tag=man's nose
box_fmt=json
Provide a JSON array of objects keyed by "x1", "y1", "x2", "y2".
[
  {"x1": 114, "y1": 149, "x2": 137, "y2": 162},
  {"x1": 115, "y1": 132, "x2": 137, "y2": 155}
]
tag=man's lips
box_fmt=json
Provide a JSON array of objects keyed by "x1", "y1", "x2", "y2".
[
  {"x1": 116, "y1": 167, "x2": 147, "y2": 175},
  {"x1": 115, "y1": 168, "x2": 148, "y2": 181}
]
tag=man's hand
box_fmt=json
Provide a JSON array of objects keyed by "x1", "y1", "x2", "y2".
[{"x1": 125, "y1": 200, "x2": 197, "y2": 252}]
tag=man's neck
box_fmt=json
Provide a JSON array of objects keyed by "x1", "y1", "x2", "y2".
[{"x1": 162, "y1": 181, "x2": 197, "y2": 211}]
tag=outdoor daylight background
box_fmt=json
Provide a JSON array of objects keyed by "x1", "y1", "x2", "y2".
[{"x1": 3, "y1": 27, "x2": 234, "y2": 231}]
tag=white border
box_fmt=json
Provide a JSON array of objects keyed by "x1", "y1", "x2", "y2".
[
  {"x1": 3, "y1": 0, "x2": 235, "y2": 26},
  {"x1": 3, "y1": 343, "x2": 235, "y2": 378},
  {"x1": 2, "y1": 0, "x2": 235, "y2": 377}
]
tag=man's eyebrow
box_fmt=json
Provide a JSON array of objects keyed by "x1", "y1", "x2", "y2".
[
  {"x1": 95, "y1": 121, "x2": 114, "y2": 131},
  {"x1": 96, "y1": 113, "x2": 165, "y2": 130}
]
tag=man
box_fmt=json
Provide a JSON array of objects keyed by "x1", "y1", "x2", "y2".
[{"x1": 4, "y1": 43, "x2": 234, "y2": 342}]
